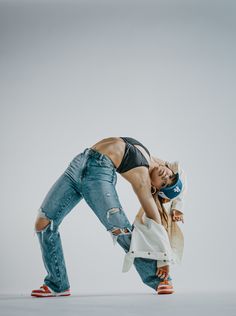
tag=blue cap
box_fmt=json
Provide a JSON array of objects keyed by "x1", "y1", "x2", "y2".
[{"x1": 157, "y1": 173, "x2": 183, "y2": 200}]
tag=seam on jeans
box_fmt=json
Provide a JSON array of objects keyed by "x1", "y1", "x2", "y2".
[
  {"x1": 49, "y1": 233, "x2": 62, "y2": 286},
  {"x1": 112, "y1": 170, "x2": 117, "y2": 185},
  {"x1": 53, "y1": 194, "x2": 74, "y2": 221}
]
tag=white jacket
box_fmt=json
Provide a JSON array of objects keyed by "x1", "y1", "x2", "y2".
[
  {"x1": 122, "y1": 161, "x2": 186, "y2": 273},
  {"x1": 122, "y1": 217, "x2": 176, "y2": 272}
]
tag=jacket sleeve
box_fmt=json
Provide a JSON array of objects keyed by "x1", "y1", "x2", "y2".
[{"x1": 171, "y1": 163, "x2": 187, "y2": 213}]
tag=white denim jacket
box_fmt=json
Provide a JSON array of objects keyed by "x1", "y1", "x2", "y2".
[{"x1": 122, "y1": 216, "x2": 176, "y2": 272}]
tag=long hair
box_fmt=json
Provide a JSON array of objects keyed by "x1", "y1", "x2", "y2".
[
  {"x1": 151, "y1": 162, "x2": 179, "y2": 231},
  {"x1": 153, "y1": 194, "x2": 169, "y2": 231}
]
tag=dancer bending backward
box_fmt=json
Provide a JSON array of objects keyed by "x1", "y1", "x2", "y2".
[{"x1": 32, "y1": 137, "x2": 184, "y2": 297}]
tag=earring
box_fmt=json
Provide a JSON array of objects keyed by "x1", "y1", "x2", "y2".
[{"x1": 151, "y1": 186, "x2": 157, "y2": 195}]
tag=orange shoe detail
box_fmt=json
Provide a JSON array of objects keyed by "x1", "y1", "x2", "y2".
[{"x1": 157, "y1": 280, "x2": 174, "y2": 295}]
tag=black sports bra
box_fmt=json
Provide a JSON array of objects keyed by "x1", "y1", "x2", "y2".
[{"x1": 116, "y1": 137, "x2": 150, "y2": 174}]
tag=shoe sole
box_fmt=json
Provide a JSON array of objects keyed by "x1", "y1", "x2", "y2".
[
  {"x1": 157, "y1": 289, "x2": 174, "y2": 295},
  {"x1": 31, "y1": 293, "x2": 71, "y2": 297},
  {"x1": 157, "y1": 285, "x2": 174, "y2": 295}
]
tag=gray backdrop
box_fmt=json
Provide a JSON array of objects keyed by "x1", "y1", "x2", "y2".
[{"x1": 0, "y1": 0, "x2": 235, "y2": 295}]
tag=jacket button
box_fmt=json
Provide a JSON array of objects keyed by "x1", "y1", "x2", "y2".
[
  {"x1": 164, "y1": 253, "x2": 167, "y2": 256},
  {"x1": 163, "y1": 260, "x2": 166, "y2": 262},
  {"x1": 131, "y1": 251, "x2": 134, "y2": 253},
  {"x1": 148, "y1": 252, "x2": 150, "y2": 255}
]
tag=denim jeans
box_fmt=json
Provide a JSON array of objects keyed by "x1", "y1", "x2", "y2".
[{"x1": 36, "y1": 148, "x2": 170, "y2": 292}]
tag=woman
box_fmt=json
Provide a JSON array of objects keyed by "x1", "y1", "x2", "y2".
[{"x1": 31, "y1": 137, "x2": 184, "y2": 297}]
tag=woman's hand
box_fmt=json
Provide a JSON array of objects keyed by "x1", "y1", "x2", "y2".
[
  {"x1": 171, "y1": 209, "x2": 184, "y2": 223},
  {"x1": 156, "y1": 265, "x2": 169, "y2": 280}
]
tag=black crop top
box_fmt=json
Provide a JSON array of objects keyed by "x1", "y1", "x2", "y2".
[{"x1": 116, "y1": 137, "x2": 150, "y2": 174}]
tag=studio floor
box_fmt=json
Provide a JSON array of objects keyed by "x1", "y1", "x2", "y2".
[{"x1": 0, "y1": 291, "x2": 235, "y2": 316}]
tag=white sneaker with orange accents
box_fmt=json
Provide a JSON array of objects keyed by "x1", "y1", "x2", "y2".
[{"x1": 31, "y1": 285, "x2": 71, "y2": 297}]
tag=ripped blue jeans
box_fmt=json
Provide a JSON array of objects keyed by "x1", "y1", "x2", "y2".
[{"x1": 35, "y1": 148, "x2": 169, "y2": 293}]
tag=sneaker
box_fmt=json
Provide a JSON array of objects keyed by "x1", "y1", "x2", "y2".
[
  {"x1": 31, "y1": 285, "x2": 71, "y2": 297},
  {"x1": 157, "y1": 280, "x2": 174, "y2": 295}
]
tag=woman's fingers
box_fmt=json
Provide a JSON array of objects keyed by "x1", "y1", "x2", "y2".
[
  {"x1": 172, "y1": 214, "x2": 184, "y2": 223},
  {"x1": 158, "y1": 271, "x2": 168, "y2": 279},
  {"x1": 172, "y1": 210, "x2": 184, "y2": 223},
  {"x1": 161, "y1": 273, "x2": 167, "y2": 279},
  {"x1": 156, "y1": 266, "x2": 169, "y2": 279}
]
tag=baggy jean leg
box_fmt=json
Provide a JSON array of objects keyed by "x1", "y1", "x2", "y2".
[
  {"x1": 36, "y1": 223, "x2": 70, "y2": 292},
  {"x1": 35, "y1": 172, "x2": 83, "y2": 293}
]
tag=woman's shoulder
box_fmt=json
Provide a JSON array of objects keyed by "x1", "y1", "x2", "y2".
[{"x1": 151, "y1": 156, "x2": 166, "y2": 166}]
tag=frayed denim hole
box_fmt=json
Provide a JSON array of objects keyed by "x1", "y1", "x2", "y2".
[
  {"x1": 107, "y1": 207, "x2": 130, "y2": 229},
  {"x1": 107, "y1": 207, "x2": 132, "y2": 245},
  {"x1": 109, "y1": 228, "x2": 131, "y2": 246},
  {"x1": 34, "y1": 208, "x2": 54, "y2": 238},
  {"x1": 37, "y1": 207, "x2": 48, "y2": 219},
  {"x1": 35, "y1": 223, "x2": 52, "y2": 243}
]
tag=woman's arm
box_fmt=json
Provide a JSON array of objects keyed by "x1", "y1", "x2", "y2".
[
  {"x1": 122, "y1": 167, "x2": 162, "y2": 223},
  {"x1": 135, "y1": 205, "x2": 170, "y2": 280},
  {"x1": 135, "y1": 206, "x2": 145, "y2": 224}
]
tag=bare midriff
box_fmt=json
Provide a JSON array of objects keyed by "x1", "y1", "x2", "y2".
[
  {"x1": 91, "y1": 137, "x2": 151, "y2": 170},
  {"x1": 91, "y1": 137, "x2": 125, "y2": 168}
]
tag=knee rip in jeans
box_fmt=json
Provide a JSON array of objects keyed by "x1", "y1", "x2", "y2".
[
  {"x1": 34, "y1": 208, "x2": 55, "y2": 239},
  {"x1": 107, "y1": 208, "x2": 131, "y2": 245}
]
